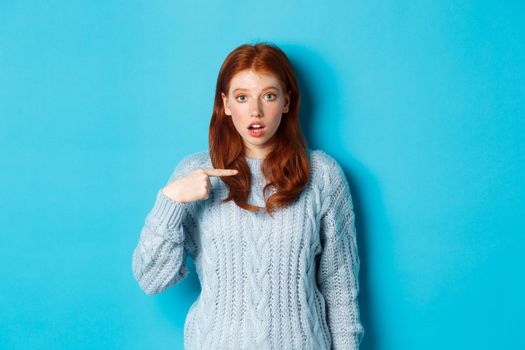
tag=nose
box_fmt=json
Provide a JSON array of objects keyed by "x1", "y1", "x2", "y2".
[{"x1": 250, "y1": 98, "x2": 263, "y2": 118}]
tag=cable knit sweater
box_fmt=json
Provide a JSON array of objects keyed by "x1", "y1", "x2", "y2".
[{"x1": 131, "y1": 148, "x2": 364, "y2": 349}]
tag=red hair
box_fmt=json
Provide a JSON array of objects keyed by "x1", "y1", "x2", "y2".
[{"x1": 209, "y1": 42, "x2": 310, "y2": 216}]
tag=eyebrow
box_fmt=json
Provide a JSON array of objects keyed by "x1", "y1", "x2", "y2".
[{"x1": 232, "y1": 86, "x2": 279, "y2": 93}]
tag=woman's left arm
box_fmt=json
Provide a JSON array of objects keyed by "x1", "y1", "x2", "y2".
[{"x1": 316, "y1": 156, "x2": 365, "y2": 349}]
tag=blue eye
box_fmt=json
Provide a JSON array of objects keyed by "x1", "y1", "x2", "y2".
[{"x1": 235, "y1": 93, "x2": 276, "y2": 102}]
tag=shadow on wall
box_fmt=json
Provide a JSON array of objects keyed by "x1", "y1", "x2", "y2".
[{"x1": 287, "y1": 43, "x2": 387, "y2": 350}]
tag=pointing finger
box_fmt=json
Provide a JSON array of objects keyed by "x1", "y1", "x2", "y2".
[{"x1": 202, "y1": 168, "x2": 239, "y2": 177}]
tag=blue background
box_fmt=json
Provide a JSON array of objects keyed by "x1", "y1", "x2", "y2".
[{"x1": 1, "y1": 1, "x2": 524, "y2": 349}]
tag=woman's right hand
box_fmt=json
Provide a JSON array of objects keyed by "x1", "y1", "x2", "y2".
[{"x1": 162, "y1": 168, "x2": 239, "y2": 203}]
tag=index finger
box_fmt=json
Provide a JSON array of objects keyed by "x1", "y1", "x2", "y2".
[{"x1": 202, "y1": 168, "x2": 239, "y2": 177}]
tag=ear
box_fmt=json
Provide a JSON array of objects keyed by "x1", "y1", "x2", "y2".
[
  {"x1": 283, "y1": 90, "x2": 291, "y2": 113},
  {"x1": 221, "y1": 92, "x2": 232, "y2": 116}
]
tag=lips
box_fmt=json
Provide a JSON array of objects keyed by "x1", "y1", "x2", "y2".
[
  {"x1": 247, "y1": 121, "x2": 267, "y2": 138},
  {"x1": 247, "y1": 121, "x2": 266, "y2": 129}
]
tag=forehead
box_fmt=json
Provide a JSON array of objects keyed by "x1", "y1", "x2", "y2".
[{"x1": 229, "y1": 69, "x2": 283, "y2": 92}]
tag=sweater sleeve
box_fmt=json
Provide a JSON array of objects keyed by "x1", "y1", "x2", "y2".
[
  {"x1": 316, "y1": 156, "x2": 365, "y2": 349},
  {"x1": 131, "y1": 155, "x2": 200, "y2": 295}
]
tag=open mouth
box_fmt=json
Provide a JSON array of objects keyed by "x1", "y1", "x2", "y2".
[{"x1": 247, "y1": 124, "x2": 267, "y2": 137}]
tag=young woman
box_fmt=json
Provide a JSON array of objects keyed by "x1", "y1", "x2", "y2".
[{"x1": 132, "y1": 42, "x2": 364, "y2": 349}]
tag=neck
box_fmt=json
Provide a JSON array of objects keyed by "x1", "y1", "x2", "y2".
[{"x1": 243, "y1": 142, "x2": 275, "y2": 160}]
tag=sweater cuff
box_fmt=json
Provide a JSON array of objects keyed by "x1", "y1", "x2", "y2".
[{"x1": 146, "y1": 189, "x2": 188, "y2": 242}]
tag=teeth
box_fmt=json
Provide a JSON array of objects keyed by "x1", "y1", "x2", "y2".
[{"x1": 250, "y1": 125, "x2": 263, "y2": 129}]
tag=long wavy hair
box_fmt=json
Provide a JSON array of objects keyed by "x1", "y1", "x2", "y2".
[{"x1": 209, "y1": 42, "x2": 310, "y2": 216}]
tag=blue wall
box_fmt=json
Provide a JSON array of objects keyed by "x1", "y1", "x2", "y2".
[{"x1": 1, "y1": 1, "x2": 523, "y2": 349}]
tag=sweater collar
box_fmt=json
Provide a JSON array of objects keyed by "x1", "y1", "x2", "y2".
[{"x1": 244, "y1": 156, "x2": 265, "y2": 180}]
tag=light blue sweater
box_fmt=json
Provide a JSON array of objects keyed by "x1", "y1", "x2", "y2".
[{"x1": 132, "y1": 149, "x2": 364, "y2": 349}]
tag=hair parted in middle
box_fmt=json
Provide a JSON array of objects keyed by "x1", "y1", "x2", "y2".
[{"x1": 208, "y1": 41, "x2": 310, "y2": 216}]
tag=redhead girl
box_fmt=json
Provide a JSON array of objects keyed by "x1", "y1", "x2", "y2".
[{"x1": 132, "y1": 42, "x2": 364, "y2": 349}]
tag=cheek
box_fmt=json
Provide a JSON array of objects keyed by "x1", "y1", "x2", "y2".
[
  {"x1": 229, "y1": 104, "x2": 245, "y2": 119},
  {"x1": 266, "y1": 107, "x2": 283, "y2": 125},
  {"x1": 230, "y1": 114, "x2": 245, "y2": 133},
  {"x1": 267, "y1": 103, "x2": 285, "y2": 116},
  {"x1": 270, "y1": 116, "x2": 283, "y2": 130}
]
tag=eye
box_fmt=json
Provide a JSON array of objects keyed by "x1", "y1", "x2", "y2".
[
  {"x1": 235, "y1": 95, "x2": 247, "y2": 102},
  {"x1": 265, "y1": 93, "x2": 277, "y2": 100}
]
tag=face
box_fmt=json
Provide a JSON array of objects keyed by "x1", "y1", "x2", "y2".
[{"x1": 221, "y1": 69, "x2": 290, "y2": 159}]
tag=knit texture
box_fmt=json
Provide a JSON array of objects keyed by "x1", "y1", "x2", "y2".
[{"x1": 132, "y1": 149, "x2": 364, "y2": 349}]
